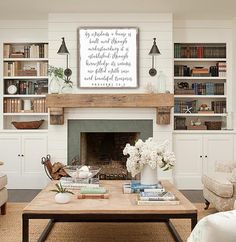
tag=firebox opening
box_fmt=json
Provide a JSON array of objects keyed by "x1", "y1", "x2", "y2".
[{"x1": 80, "y1": 132, "x2": 140, "y2": 179}]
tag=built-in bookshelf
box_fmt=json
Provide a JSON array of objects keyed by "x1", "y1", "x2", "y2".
[
  {"x1": 174, "y1": 43, "x2": 230, "y2": 131},
  {"x1": 2, "y1": 42, "x2": 49, "y2": 130}
]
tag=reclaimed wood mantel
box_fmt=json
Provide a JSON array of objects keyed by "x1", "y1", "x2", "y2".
[{"x1": 46, "y1": 93, "x2": 174, "y2": 125}]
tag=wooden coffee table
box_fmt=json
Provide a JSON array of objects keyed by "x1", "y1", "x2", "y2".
[{"x1": 22, "y1": 180, "x2": 197, "y2": 242}]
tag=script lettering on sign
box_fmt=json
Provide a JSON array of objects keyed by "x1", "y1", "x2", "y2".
[{"x1": 78, "y1": 28, "x2": 138, "y2": 88}]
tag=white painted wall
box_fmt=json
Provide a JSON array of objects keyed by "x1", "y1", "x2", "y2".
[{"x1": 48, "y1": 13, "x2": 174, "y2": 180}]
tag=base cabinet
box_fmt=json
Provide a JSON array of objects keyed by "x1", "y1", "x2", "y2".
[
  {"x1": 173, "y1": 134, "x2": 234, "y2": 189},
  {"x1": 0, "y1": 134, "x2": 48, "y2": 189}
]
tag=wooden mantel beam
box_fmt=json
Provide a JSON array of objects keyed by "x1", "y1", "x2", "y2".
[{"x1": 46, "y1": 93, "x2": 174, "y2": 125}]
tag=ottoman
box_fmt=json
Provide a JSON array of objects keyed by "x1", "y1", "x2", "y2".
[{"x1": 0, "y1": 173, "x2": 7, "y2": 215}]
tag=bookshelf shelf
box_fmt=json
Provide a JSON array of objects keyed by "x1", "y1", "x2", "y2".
[
  {"x1": 174, "y1": 113, "x2": 227, "y2": 117},
  {"x1": 3, "y1": 113, "x2": 48, "y2": 116},
  {"x1": 4, "y1": 58, "x2": 48, "y2": 61},
  {"x1": 174, "y1": 42, "x2": 229, "y2": 131},
  {"x1": 174, "y1": 95, "x2": 226, "y2": 99},
  {"x1": 2, "y1": 42, "x2": 49, "y2": 130},
  {"x1": 3, "y1": 94, "x2": 46, "y2": 98},
  {"x1": 174, "y1": 58, "x2": 227, "y2": 62}
]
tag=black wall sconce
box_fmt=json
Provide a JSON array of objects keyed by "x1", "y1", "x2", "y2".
[
  {"x1": 148, "y1": 38, "x2": 161, "y2": 76},
  {"x1": 57, "y1": 37, "x2": 72, "y2": 81}
]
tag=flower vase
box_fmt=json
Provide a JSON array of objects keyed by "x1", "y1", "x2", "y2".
[
  {"x1": 140, "y1": 164, "x2": 158, "y2": 185},
  {"x1": 49, "y1": 77, "x2": 61, "y2": 94}
]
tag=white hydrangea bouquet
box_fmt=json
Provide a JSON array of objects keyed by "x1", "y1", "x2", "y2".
[{"x1": 123, "y1": 138, "x2": 175, "y2": 177}]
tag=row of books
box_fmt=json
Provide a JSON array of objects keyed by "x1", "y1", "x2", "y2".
[
  {"x1": 123, "y1": 180, "x2": 164, "y2": 194},
  {"x1": 3, "y1": 98, "x2": 47, "y2": 113},
  {"x1": 4, "y1": 62, "x2": 48, "y2": 77},
  {"x1": 174, "y1": 100, "x2": 197, "y2": 113},
  {"x1": 174, "y1": 44, "x2": 226, "y2": 58},
  {"x1": 137, "y1": 191, "x2": 179, "y2": 205},
  {"x1": 174, "y1": 63, "x2": 226, "y2": 77},
  {"x1": 4, "y1": 79, "x2": 48, "y2": 95},
  {"x1": 211, "y1": 101, "x2": 226, "y2": 113},
  {"x1": 191, "y1": 83, "x2": 224, "y2": 95},
  {"x1": 4, "y1": 44, "x2": 48, "y2": 58}
]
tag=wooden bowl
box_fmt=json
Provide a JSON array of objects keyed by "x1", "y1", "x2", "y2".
[{"x1": 11, "y1": 120, "x2": 44, "y2": 129}]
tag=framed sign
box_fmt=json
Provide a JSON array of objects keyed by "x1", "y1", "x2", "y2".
[{"x1": 78, "y1": 27, "x2": 139, "y2": 88}]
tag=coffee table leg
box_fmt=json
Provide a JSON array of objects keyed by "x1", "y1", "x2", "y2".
[
  {"x1": 191, "y1": 214, "x2": 198, "y2": 231},
  {"x1": 37, "y1": 219, "x2": 55, "y2": 242},
  {"x1": 22, "y1": 214, "x2": 29, "y2": 242},
  {"x1": 166, "y1": 220, "x2": 183, "y2": 242}
]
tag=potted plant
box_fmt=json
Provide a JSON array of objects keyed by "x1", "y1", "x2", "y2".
[
  {"x1": 51, "y1": 183, "x2": 74, "y2": 204},
  {"x1": 48, "y1": 65, "x2": 73, "y2": 94}
]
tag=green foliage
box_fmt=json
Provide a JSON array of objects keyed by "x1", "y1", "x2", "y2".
[
  {"x1": 48, "y1": 65, "x2": 73, "y2": 85},
  {"x1": 51, "y1": 183, "x2": 74, "y2": 194}
]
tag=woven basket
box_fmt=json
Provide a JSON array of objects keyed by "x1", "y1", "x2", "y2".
[
  {"x1": 12, "y1": 119, "x2": 44, "y2": 129},
  {"x1": 205, "y1": 121, "x2": 222, "y2": 130}
]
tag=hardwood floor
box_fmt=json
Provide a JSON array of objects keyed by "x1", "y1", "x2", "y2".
[{"x1": 8, "y1": 189, "x2": 204, "y2": 203}]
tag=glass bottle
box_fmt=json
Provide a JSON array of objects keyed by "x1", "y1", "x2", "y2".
[
  {"x1": 49, "y1": 77, "x2": 61, "y2": 94},
  {"x1": 156, "y1": 71, "x2": 167, "y2": 93}
]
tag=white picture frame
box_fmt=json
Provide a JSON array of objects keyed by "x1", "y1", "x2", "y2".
[{"x1": 78, "y1": 27, "x2": 139, "y2": 88}]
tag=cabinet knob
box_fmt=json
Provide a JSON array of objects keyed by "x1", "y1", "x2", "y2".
[
  {"x1": 200, "y1": 155, "x2": 202, "y2": 158},
  {"x1": 21, "y1": 154, "x2": 24, "y2": 157},
  {"x1": 205, "y1": 155, "x2": 208, "y2": 158},
  {"x1": 18, "y1": 154, "x2": 20, "y2": 157}
]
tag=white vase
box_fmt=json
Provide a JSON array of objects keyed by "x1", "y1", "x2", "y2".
[
  {"x1": 140, "y1": 164, "x2": 158, "y2": 185},
  {"x1": 55, "y1": 193, "x2": 71, "y2": 204}
]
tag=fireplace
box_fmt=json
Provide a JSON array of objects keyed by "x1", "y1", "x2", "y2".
[{"x1": 68, "y1": 120, "x2": 153, "y2": 179}]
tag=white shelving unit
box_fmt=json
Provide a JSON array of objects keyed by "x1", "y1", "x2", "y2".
[
  {"x1": 174, "y1": 43, "x2": 229, "y2": 131},
  {"x1": 2, "y1": 42, "x2": 49, "y2": 131}
]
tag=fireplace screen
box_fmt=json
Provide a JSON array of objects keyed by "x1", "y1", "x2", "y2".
[{"x1": 78, "y1": 132, "x2": 140, "y2": 180}]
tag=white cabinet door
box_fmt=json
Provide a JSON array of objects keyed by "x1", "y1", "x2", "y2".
[
  {"x1": 203, "y1": 134, "x2": 234, "y2": 174},
  {"x1": 21, "y1": 135, "x2": 48, "y2": 188},
  {"x1": 0, "y1": 136, "x2": 21, "y2": 187},
  {"x1": 173, "y1": 134, "x2": 203, "y2": 189}
]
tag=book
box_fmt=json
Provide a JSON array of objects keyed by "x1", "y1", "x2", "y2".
[
  {"x1": 80, "y1": 187, "x2": 107, "y2": 194},
  {"x1": 139, "y1": 191, "x2": 176, "y2": 201},
  {"x1": 77, "y1": 193, "x2": 109, "y2": 199},
  {"x1": 123, "y1": 181, "x2": 163, "y2": 194},
  {"x1": 60, "y1": 177, "x2": 99, "y2": 189},
  {"x1": 137, "y1": 200, "x2": 180, "y2": 206}
]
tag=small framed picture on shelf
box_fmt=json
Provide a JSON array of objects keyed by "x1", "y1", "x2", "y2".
[{"x1": 78, "y1": 27, "x2": 139, "y2": 88}]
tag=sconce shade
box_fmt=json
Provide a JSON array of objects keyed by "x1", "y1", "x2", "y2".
[
  {"x1": 149, "y1": 38, "x2": 161, "y2": 56},
  {"x1": 57, "y1": 37, "x2": 69, "y2": 55}
]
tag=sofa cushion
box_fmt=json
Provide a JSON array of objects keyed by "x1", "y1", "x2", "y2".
[
  {"x1": 202, "y1": 172, "x2": 233, "y2": 198},
  {"x1": 0, "y1": 173, "x2": 7, "y2": 190}
]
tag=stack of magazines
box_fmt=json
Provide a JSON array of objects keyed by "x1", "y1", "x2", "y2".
[{"x1": 137, "y1": 191, "x2": 179, "y2": 205}]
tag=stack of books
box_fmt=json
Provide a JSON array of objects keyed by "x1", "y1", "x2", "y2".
[
  {"x1": 60, "y1": 177, "x2": 99, "y2": 190},
  {"x1": 78, "y1": 187, "x2": 109, "y2": 199},
  {"x1": 137, "y1": 191, "x2": 180, "y2": 206},
  {"x1": 123, "y1": 180, "x2": 164, "y2": 194}
]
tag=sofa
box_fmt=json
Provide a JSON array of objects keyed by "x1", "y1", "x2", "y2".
[
  {"x1": 202, "y1": 162, "x2": 236, "y2": 211},
  {"x1": 0, "y1": 161, "x2": 7, "y2": 215}
]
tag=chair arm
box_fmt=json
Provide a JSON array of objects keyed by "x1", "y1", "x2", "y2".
[
  {"x1": 0, "y1": 161, "x2": 4, "y2": 165},
  {"x1": 215, "y1": 162, "x2": 236, "y2": 173},
  {"x1": 230, "y1": 168, "x2": 236, "y2": 183}
]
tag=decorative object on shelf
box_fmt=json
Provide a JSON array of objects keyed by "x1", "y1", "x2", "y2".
[
  {"x1": 191, "y1": 118, "x2": 202, "y2": 126},
  {"x1": 123, "y1": 138, "x2": 175, "y2": 185},
  {"x1": 174, "y1": 117, "x2": 186, "y2": 130},
  {"x1": 23, "y1": 99, "x2": 32, "y2": 111},
  {"x1": 7, "y1": 84, "x2": 17, "y2": 94},
  {"x1": 48, "y1": 66, "x2": 63, "y2": 94},
  {"x1": 78, "y1": 27, "x2": 138, "y2": 88},
  {"x1": 183, "y1": 105, "x2": 193, "y2": 113},
  {"x1": 145, "y1": 82, "x2": 156, "y2": 93},
  {"x1": 177, "y1": 82, "x2": 189, "y2": 89},
  {"x1": 205, "y1": 121, "x2": 222, "y2": 130},
  {"x1": 51, "y1": 183, "x2": 74, "y2": 204},
  {"x1": 11, "y1": 119, "x2": 44, "y2": 129},
  {"x1": 156, "y1": 71, "x2": 167, "y2": 93},
  {"x1": 148, "y1": 38, "x2": 161, "y2": 76}
]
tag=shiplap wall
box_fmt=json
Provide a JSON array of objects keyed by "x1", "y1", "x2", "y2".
[{"x1": 48, "y1": 13, "x2": 174, "y2": 180}]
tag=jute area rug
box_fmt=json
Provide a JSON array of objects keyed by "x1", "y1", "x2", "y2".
[{"x1": 0, "y1": 203, "x2": 216, "y2": 242}]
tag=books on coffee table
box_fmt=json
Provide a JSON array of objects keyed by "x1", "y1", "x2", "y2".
[
  {"x1": 60, "y1": 177, "x2": 99, "y2": 189},
  {"x1": 137, "y1": 191, "x2": 180, "y2": 205},
  {"x1": 77, "y1": 187, "x2": 109, "y2": 199}
]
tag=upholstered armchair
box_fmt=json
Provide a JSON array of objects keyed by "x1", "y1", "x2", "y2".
[
  {"x1": 202, "y1": 161, "x2": 236, "y2": 211},
  {"x1": 0, "y1": 161, "x2": 7, "y2": 215}
]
